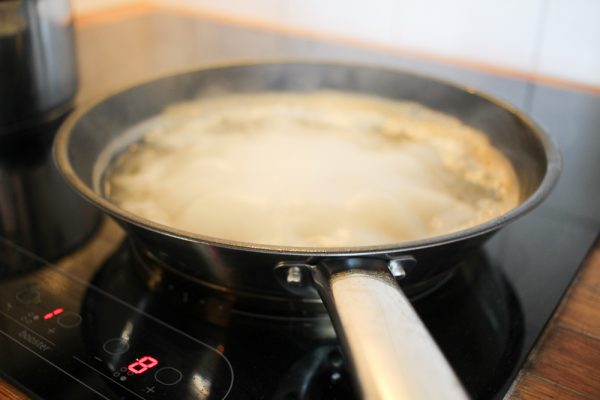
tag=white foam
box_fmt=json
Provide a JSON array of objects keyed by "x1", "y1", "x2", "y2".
[{"x1": 104, "y1": 91, "x2": 519, "y2": 247}]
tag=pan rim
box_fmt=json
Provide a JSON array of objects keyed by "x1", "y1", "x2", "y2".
[{"x1": 54, "y1": 58, "x2": 562, "y2": 256}]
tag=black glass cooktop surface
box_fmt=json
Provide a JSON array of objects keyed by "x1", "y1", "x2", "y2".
[{"x1": 1, "y1": 83, "x2": 599, "y2": 399}]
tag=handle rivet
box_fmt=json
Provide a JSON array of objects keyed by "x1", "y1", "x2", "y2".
[
  {"x1": 388, "y1": 259, "x2": 407, "y2": 278},
  {"x1": 286, "y1": 266, "x2": 303, "y2": 285}
]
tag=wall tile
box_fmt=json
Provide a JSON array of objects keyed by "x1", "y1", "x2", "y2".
[
  {"x1": 388, "y1": 0, "x2": 544, "y2": 72},
  {"x1": 537, "y1": 0, "x2": 600, "y2": 86}
]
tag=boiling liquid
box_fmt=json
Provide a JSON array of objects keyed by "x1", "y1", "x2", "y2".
[{"x1": 104, "y1": 92, "x2": 519, "y2": 247}]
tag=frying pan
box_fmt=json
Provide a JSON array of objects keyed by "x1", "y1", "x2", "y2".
[{"x1": 54, "y1": 62, "x2": 560, "y2": 399}]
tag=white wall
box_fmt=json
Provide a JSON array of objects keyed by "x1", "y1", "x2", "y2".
[
  {"x1": 72, "y1": 0, "x2": 600, "y2": 88},
  {"x1": 536, "y1": 0, "x2": 600, "y2": 87}
]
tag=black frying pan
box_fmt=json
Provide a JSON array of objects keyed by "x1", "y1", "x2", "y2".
[{"x1": 54, "y1": 62, "x2": 560, "y2": 399}]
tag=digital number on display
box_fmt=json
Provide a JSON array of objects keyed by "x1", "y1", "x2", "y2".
[{"x1": 127, "y1": 356, "x2": 159, "y2": 375}]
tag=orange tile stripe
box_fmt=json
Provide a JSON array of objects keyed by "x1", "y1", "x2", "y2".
[
  {"x1": 74, "y1": 1, "x2": 600, "y2": 95},
  {"x1": 73, "y1": 3, "x2": 154, "y2": 27}
]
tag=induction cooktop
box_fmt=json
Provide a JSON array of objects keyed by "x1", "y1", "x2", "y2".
[{"x1": 1, "y1": 78, "x2": 599, "y2": 399}]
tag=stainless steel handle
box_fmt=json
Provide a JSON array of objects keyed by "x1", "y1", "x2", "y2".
[{"x1": 310, "y1": 259, "x2": 469, "y2": 400}]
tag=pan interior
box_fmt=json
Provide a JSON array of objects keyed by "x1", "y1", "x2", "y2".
[{"x1": 99, "y1": 90, "x2": 520, "y2": 248}]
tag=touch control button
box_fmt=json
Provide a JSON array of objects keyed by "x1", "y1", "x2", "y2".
[
  {"x1": 102, "y1": 338, "x2": 130, "y2": 355},
  {"x1": 15, "y1": 286, "x2": 41, "y2": 304},
  {"x1": 56, "y1": 312, "x2": 82, "y2": 328},
  {"x1": 154, "y1": 367, "x2": 183, "y2": 386}
]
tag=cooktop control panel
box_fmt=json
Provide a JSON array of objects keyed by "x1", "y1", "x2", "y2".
[{"x1": 0, "y1": 239, "x2": 233, "y2": 400}]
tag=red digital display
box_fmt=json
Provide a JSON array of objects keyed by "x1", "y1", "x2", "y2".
[
  {"x1": 43, "y1": 308, "x2": 64, "y2": 320},
  {"x1": 127, "y1": 356, "x2": 159, "y2": 375}
]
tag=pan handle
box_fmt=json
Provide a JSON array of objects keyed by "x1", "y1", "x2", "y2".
[{"x1": 308, "y1": 258, "x2": 469, "y2": 400}]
